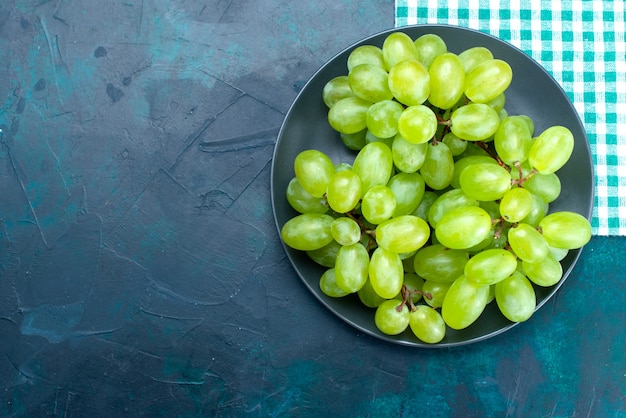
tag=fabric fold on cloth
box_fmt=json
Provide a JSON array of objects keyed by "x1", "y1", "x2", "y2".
[{"x1": 395, "y1": 0, "x2": 626, "y2": 236}]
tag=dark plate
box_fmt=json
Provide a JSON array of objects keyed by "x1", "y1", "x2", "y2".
[{"x1": 270, "y1": 24, "x2": 594, "y2": 347}]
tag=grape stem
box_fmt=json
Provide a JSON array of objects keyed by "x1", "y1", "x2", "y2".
[
  {"x1": 400, "y1": 284, "x2": 432, "y2": 312},
  {"x1": 476, "y1": 141, "x2": 508, "y2": 170}
]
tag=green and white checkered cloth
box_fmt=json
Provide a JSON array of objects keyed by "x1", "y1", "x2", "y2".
[{"x1": 396, "y1": 0, "x2": 626, "y2": 236}]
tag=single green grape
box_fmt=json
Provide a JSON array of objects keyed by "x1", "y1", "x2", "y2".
[
  {"x1": 414, "y1": 33, "x2": 447, "y2": 68},
  {"x1": 361, "y1": 185, "x2": 396, "y2": 225},
  {"x1": 428, "y1": 52, "x2": 466, "y2": 110},
  {"x1": 464, "y1": 248, "x2": 518, "y2": 286},
  {"x1": 347, "y1": 44, "x2": 385, "y2": 71},
  {"x1": 522, "y1": 253, "x2": 563, "y2": 287},
  {"x1": 320, "y1": 268, "x2": 351, "y2": 298},
  {"x1": 397, "y1": 105, "x2": 438, "y2": 144},
  {"x1": 528, "y1": 126, "x2": 575, "y2": 174},
  {"x1": 348, "y1": 63, "x2": 393, "y2": 103},
  {"x1": 413, "y1": 244, "x2": 469, "y2": 283},
  {"x1": 328, "y1": 96, "x2": 372, "y2": 134},
  {"x1": 382, "y1": 31, "x2": 419, "y2": 70},
  {"x1": 522, "y1": 172, "x2": 562, "y2": 203},
  {"x1": 335, "y1": 242, "x2": 370, "y2": 293},
  {"x1": 369, "y1": 247, "x2": 404, "y2": 299},
  {"x1": 494, "y1": 115, "x2": 533, "y2": 165},
  {"x1": 365, "y1": 99, "x2": 404, "y2": 139},
  {"x1": 375, "y1": 215, "x2": 431, "y2": 253},
  {"x1": 464, "y1": 59, "x2": 513, "y2": 103},
  {"x1": 538, "y1": 211, "x2": 592, "y2": 249},
  {"x1": 411, "y1": 190, "x2": 439, "y2": 221},
  {"x1": 435, "y1": 206, "x2": 492, "y2": 250},
  {"x1": 500, "y1": 187, "x2": 533, "y2": 223},
  {"x1": 392, "y1": 134, "x2": 428, "y2": 173},
  {"x1": 459, "y1": 162, "x2": 511, "y2": 201},
  {"x1": 374, "y1": 299, "x2": 410, "y2": 335},
  {"x1": 364, "y1": 130, "x2": 395, "y2": 148},
  {"x1": 409, "y1": 305, "x2": 446, "y2": 344},
  {"x1": 450, "y1": 103, "x2": 501, "y2": 141},
  {"x1": 458, "y1": 46, "x2": 493, "y2": 74},
  {"x1": 388, "y1": 59, "x2": 430, "y2": 106},
  {"x1": 352, "y1": 141, "x2": 393, "y2": 197},
  {"x1": 358, "y1": 279, "x2": 387, "y2": 308},
  {"x1": 520, "y1": 192, "x2": 549, "y2": 227},
  {"x1": 340, "y1": 129, "x2": 367, "y2": 151},
  {"x1": 451, "y1": 155, "x2": 499, "y2": 189},
  {"x1": 441, "y1": 275, "x2": 490, "y2": 330},
  {"x1": 326, "y1": 169, "x2": 362, "y2": 213},
  {"x1": 281, "y1": 213, "x2": 335, "y2": 251},
  {"x1": 322, "y1": 75, "x2": 354, "y2": 108},
  {"x1": 387, "y1": 172, "x2": 426, "y2": 217},
  {"x1": 331, "y1": 217, "x2": 361, "y2": 246},
  {"x1": 428, "y1": 188, "x2": 478, "y2": 229},
  {"x1": 441, "y1": 132, "x2": 468, "y2": 156},
  {"x1": 420, "y1": 141, "x2": 454, "y2": 190},
  {"x1": 286, "y1": 177, "x2": 329, "y2": 214},
  {"x1": 294, "y1": 149, "x2": 335, "y2": 198},
  {"x1": 495, "y1": 271, "x2": 536, "y2": 322},
  {"x1": 307, "y1": 240, "x2": 342, "y2": 268},
  {"x1": 422, "y1": 280, "x2": 452, "y2": 308},
  {"x1": 508, "y1": 222, "x2": 549, "y2": 263}
]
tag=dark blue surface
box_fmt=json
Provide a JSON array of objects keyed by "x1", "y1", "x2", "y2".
[{"x1": 0, "y1": 1, "x2": 624, "y2": 416}]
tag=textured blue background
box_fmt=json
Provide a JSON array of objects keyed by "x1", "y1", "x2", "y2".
[{"x1": 0, "y1": 1, "x2": 624, "y2": 416}]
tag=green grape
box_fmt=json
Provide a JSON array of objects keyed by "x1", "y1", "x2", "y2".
[
  {"x1": 382, "y1": 31, "x2": 419, "y2": 70},
  {"x1": 352, "y1": 141, "x2": 394, "y2": 196},
  {"x1": 403, "y1": 273, "x2": 425, "y2": 303},
  {"x1": 459, "y1": 162, "x2": 511, "y2": 201},
  {"x1": 387, "y1": 172, "x2": 426, "y2": 217},
  {"x1": 397, "y1": 105, "x2": 438, "y2": 144},
  {"x1": 294, "y1": 149, "x2": 335, "y2": 198},
  {"x1": 320, "y1": 268, "x2": 351, "y2": 298},
  {"x1": 435, "y1": 206, "x2": 492, "y2": 250},
  {"x1": 464, "y1": 248, "x2": 518, "y2": 286},
  {"x1": 442, "y1": 132, "x2": 468, "y2": 156},
  {"x1": 375, "y1": 215, "x2": 431, "y2": 253},
  {"x1": 420, "y1": 141, "x2": 454, "y2": 190},
  {"x1": 369, "y1": 247, "x2": 404, "y2": 298},
  {"x1": 392, "y1": 134, "x2": 428, "y2": 173},
  {"x1": 428, "y1": 188, "x2": 478, "y2": 229},
  {"x1": 286, "y1": 177, "x2": 329, "y2": 214},
  {"x1": 414, "y1": 33, "x2": 447, "y2": 68},
  {"x1": 307, "y1": 239, "x2": 342, "y2": 267},
  {"x1": 411, "y1": 190, "x2": 439, "y2": 221},
  {"x1": 494, "y1": 115, "x2": 533, "y2": 165},
  {"x1": 413, "y1": 244, "x2": 469, "y2": 283},
  {"x1": 528, "y1": 126, "x2": 575, "y2": 174},
  {"x1": 519, "y1": 114, "x2": 535, "y2": 136},
  {"x1": 347, "y1": 44, "x2": 385, "y2": 71},
  {"x1": 335, "y1": 162, "x2": 352, "y2": 172},
  {"x1": 335, "y1": 242, "x2": 370, "y2": 292},
  {"x1": 486, "y1": 93, "x2": 506, "y2": 112},
  {"x1": 366, "y1": 99, "x2": 404, "y2": 138},
  {"x1": 457, "y1": 141, "x2": 492, "y2": 158},
  {"x1": 340, "y1": 129, "x2": 367, "y2": 151},
  {"x1": 495, "y1": 271, "x2": 536, "y2": 322},
  {"x1": 450, "y1": 103, "x2": 501, "y2": 141},
  {"x1": 465, "y1": 227, "x2": 495, "y2": 253},
  {"x1": 326, "y1": 169, "x2": 362, "y2": 213},
  {"x1": 422, "y1": 280, "x2": 452, "y2": 308},
  {"x1": 281, "y1": 213, "x2": 335, "y2": 251},
  {"x1": 441, "y1": 275, "x2": 490, "y2": 330},
  {"x1": 374, "y1": 299, "x2": 410, "y2": 335},
  {"x1": 520, "y1": 192, "x2": 549, "y2": 227},
  {"x1": 479, "y1": 200, "x2": 502, "y2": 220},
  {"x1": 549, "y1": 246, "x2": 569, "y2": 262},
  {"x1": 409, "y1": 305, "x2": 446, "y2": 344},
  {"x1": 388, "y1": 59, "x2": 430, "y2": 106},
  {"x1": 522, "y1": 253, "x2": 563, "y2": 287},
  {"x1": 538, "y1": 211, "x2": 592, "y2": 249},
  {"x1": 500, "y1": 187, "x2": 533, "y2": 223},
  {"x1": 451, "y1": 155, "x2": 499, "y2": 189},
  {"x1": 348, "y1": 63, "x2": 393, "y2": 103},
  {"x1": 522, "y1": 172, "x2": 562, "y2": 203},
  {"x1": 464, "y1": 59, "x2": 513, "y2": 103},
  {"x1": 322, "y1": 75, "x2": 354, "y2": 108},
  {"x1": 358, "y1": 279, "x2": 387, "y2": 308},
  {"x1": 402, "y1": 253, "x2": 416, "y2": 273},
  {"x1": 508, "y1": 222, "x2": 549, "y2": 263},
  {"x1": 428, "y1": 52, "x2": 466, "y2": 109},
  {"x1": 364, "y1": 130, "x2": 395, "y2": 148},
  {"x1": 458, "y1": 46, "x2": 493, "y2": 74},
  {"x1": 331, "y1": 217, "x2": 362, "y2": 246},
  {"x1": 361, "y1": 185, "x2": 396, "y2": 224},
  {"x1": 328, "y1": 96, "x2": 372, "y2": 134}
]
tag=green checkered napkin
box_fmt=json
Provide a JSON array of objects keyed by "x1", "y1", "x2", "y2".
[{"x1": 396, "y1": 0, "x2": 626, "y2": 236}]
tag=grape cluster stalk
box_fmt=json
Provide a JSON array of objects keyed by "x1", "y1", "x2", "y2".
[{"x1": 280, "y1": 31, "x2": 592, "y2": 344}]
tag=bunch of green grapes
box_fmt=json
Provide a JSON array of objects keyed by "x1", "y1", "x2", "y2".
[{"x1": 280, "y1": 31, "x2": 592, "y2": 344}]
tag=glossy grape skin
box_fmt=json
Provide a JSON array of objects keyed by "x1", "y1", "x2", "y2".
[
  {"x1": 294, "y1": 149, "x2": 335, "y2": 198},
  {"x1": 320, "y1": 268, "x2": 350, "y2": 298},
  {"x1": 328, "y1": 96, "x2": 372, "y2": 135},
  {"x1": 387, "y1": 172, "x2": 426, "y2": 217},
  {"x1": 508, "y1": 223, "x2": 549, "y2": 263},
  {"x1": 500, "y1": 187, "x2": 533, "y2": 223},
  {"x1": 428, "y1": 188, "x2": 478, "y2": 228},
  {"x1": 348, "y1": 63, "x2": 393, "y2": 103},
  {"x1": 414, "y1": 33, "x2": 447, "y2": 68},
  {"x1": 464, "y1": 59, "x2": 513, "y2": 103},
  {"x1": 451, "y1": 155, "x2": 498, "y2": 189},
  {"x1": 520, "y1": 192, "x2": 549, "y2": 227},
  {"x1": 335, "y1": 243, "x2": 370, "y2": 293},
  {"x1": 460, "y1": 162, "x2": 512, "y2": 201},
  {"x1": 281, "y1": 213, "x2": 335, "y2": 251},
  {"x1": 397, "y1": 105, "x2": 438, "y2": 144},
  {"x1": 382, "y1": 31, "x2": 419, "y2": 70},
  {"x1": 522, "y1": 253, "x2": 563, "y2": 287},
  {"x1": 420, "y1": 141, "x2": 454, "y2": 190},
  {"x1": 494, "y1": 115, "x2": 533, "y2": 165},
  {"x1": 392, "y1": 134, "x2": 428, "y2": 173},
  {"x1": 326, "y1": 169, "x2": 362, "y2": 214},
  {"x1": 369, "y1": 247, "x2": 404, "y2": 299},
  {"x1": 458, "y1": 46, "x2": 493, "y2": 74},
  {"x1": 366, "y1": 100, "x2": 404, "y2": 138},
  {"x1": 450, "y1": 103, "x2": 501, "y2": 141},
  {"x1": 409, "y1": 305, "x2": 446, "y2": 344},
  {"x1": 413, "y1": 244, "x2": 469, "y2": 283},
  {"x1": 522, "y1": 172, "x2": 562, "y2": 203},
  {"x1": 331, "y1": 217, "x2": 361, "y2": 246},
  {"x1": 528, "y1": 126, "x2": 575, "y2": 174},
  {"x1": 307, "y1": 240, "x2": 342, "y2": 268},
  {"x1": 403, "y1": 273, "x2": 425, "y2": 303},
  {"x1": 435, "y1": 206, "x2": 493, "y2": 250},
  {"x1": 464, "y1": 248, "x2": 518, "y2": 286},
  {"x1": 441, "y1": 275, "x2": 490, "y2": 330},
  {"x1": 442, "y1": 132, "x2": 468, "y2": 156},
  {"x1": 538, "y1": 211, "x2": 592, "y2": 249},
  {"x1": 347, "y1": 44, "x2": 385, "y2": 71},
  {"x1": 374, "y1": 299, "x2": 410, "y2": 335},
  {"x1": 422, "y1": 280, "x2": 452, "y2": 308},
  {"x1": 495, "y1": 271, "x2": 536, "y2": 322},
  {"x1": 352, "y1": 142, "x2": 394, "y2": 197},
  {"x1": 340, "y1": 129, "x2": 367, "y2": 151},
  {"x1": 358, "y1": 279, "x2": 387, "y2": 308},
  {"x1": 361, "y1": 185, "x2": 396, "y2": 225},
  {"x1": 428, "y1": 52, "x2": 466, "y2": 110},
  {"x1": 286, "y1": 177, "x2": 329, "y2": 214},
  {"x1": 388, "y1": 59, "x2": 430, "y2": 106},
  {"x1": 323, "y1": 75, "x2": 354, "y2": 108},
  {"x1": 376, "y1": 215, "x2": 431, "y2": 253}
]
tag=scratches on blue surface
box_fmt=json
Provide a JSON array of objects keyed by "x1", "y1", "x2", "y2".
[{"x1": 21, "y1": 302, "x2": 83, "y2": 343}]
